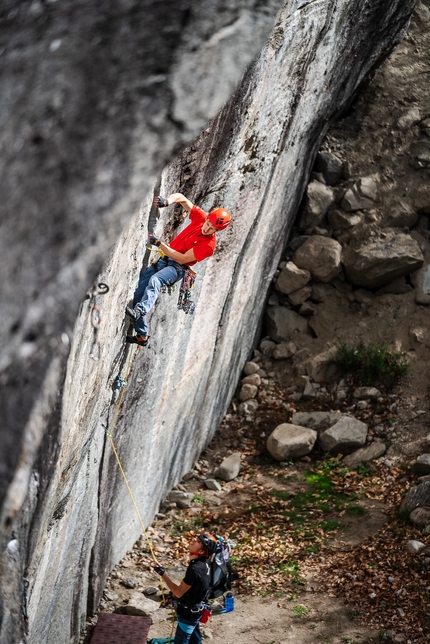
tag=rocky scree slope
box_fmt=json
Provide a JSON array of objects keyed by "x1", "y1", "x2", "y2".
[{"x1": 0, "y1": 1, "x2": 416, "y2": 643}]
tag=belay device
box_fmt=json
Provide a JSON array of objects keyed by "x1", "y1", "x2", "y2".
[{"x1": 177, "y1": 267, "x2": 196, "y2": 315}]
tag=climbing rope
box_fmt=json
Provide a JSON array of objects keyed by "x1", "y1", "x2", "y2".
[{"x1": 103, "y1": 343, "x2": 176, "y2": 634}]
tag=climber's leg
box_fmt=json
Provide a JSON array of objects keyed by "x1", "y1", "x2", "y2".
[{"x1": 133, "y1": 264, "x2": 180, "y2": 337}]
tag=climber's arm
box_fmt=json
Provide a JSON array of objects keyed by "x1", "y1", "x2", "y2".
[
  {"x1": 154, "y1": 193, "x2": 194, "y2": 212},
  {"x1": 158, "y1": 242, "x2": 196, "y2": 265}
]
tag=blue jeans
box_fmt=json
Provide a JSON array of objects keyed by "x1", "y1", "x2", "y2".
[
  {"x1": 132, "y1": 258, "x2": 184, "y2": 337},
  {"x1": 173, "y1": 614, "x2": 202, "y2": 644}
]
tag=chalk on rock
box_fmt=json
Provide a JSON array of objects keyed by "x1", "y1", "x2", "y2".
[{"x1": 216, "y1": 453, "x2": 241, "y2": 481}]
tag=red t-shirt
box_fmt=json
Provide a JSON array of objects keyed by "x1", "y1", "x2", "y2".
[{"x1": 170, "y1": 205, "x2": 216, "y2": 266}]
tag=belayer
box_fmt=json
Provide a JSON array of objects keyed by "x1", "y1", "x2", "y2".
[
  {"x1": 126, "y1": 193, "x2": 231, "y2": 346},
  {"x1": 153, "y1": 533, "x2": 218, "y2": 644}
]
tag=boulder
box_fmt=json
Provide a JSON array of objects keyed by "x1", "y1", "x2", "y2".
[
  {"x1": 299, "y1": 181, "x2": 336, "y2": 230},
  {"x1": 216, "y1": 453, "x2": 241, "y2": 481},
  {"x1": 328, "y1": 209, "x2": 362, "y2": 229},
  {"x1": 383, "y1": 201, "x2": 418, "y2": 228},
  {"x1": 410, "y1": 506, "x2": 430, "y2": 526},
  {"x1": 342, "y1": 441, "x2": 386, "y2": 467},
  {"x1": 315, "y1": 151, "x2": 343, "y2": 185},
  {"x1": 311, "y1": 283, "x2": 335, "y2": 302},
  {"x1": 400, "y1": 481, "x2": 430, "y2": 514},
  {"x1": 396, "y1": 107, "x2": 421, "y2": 130},
  {"x1": 275, "y1": 262, "x2": 311, "y2": 295},
  {"x1": 265, "y1": 307, "x2": 309, "y2": 343},
  {"x1": 413, "y1": 454, "x2": 430, "y2": 477},
  {"x1": 260, "y1": 339, "x2": 276, "y2": 357},
  {"x1": 267, "y1": 423, "x2": 317, "y2": 460},
  {"x1": 205, "y1": 479, "x2": 222, "y2": 491},
  {"x1": 239, "y1": 383, "x2": 258, "y2": 401},
  {"x1": 341, "y1": 176, "x2": 377, "y2": 211},
  {"x1": 288, "y1": 285, "x2": 312, "y2": 306},
  {"x1": 342, "y1": 231, "x2": 424, "y2": 288},
  {"x1": 293, "y1": 237, "x2": 342, "y2": 283},
  {"x1": 406, "y1": 540, "x2": 425, "y2": 554},
  {"x1": 353, "y1": 386, "x2": 381, "y2": 399},
  {"x1": 410, "y1": 231, "x2": 430, "y2": 305},
  {"x1": 241, "y1": 373, "x2": 261, "y2": 387},
  {"x1": 294, "y1": 346, "x2": 338, "y2": 382},
  {"x1": 166, "y1": 491, "x2": 194, "y2": 509},
  {"x1": 243, "y1": 361, "x2": 260, "y2": 375},
  {"x1": 238, "y1": 399, "x2": 259, "y2": 416},
  {"x1": 125, "y1": 593, "x2": 161, "y2": 619},
  {"x1": 291, "y1": 411, "x2": 344, "y2": 433},
  {"x1": 272, "y1": 342, "x2": 297, "y2": 360},
  {"x1": 319, "y1": 416, "x2": 368, "y2": 453},
  {"x1": 410, "y1": 139, "x2": 430, "y2": 169}
]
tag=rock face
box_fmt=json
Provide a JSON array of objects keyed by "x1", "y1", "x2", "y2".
[
  {"x1": 343, "y1": 231, "x2": 424, "y2": 288},
  {"x1": 0, "y1": 1, "x2": 415, "y2": 642},
  {"x1": 267, "y1": 424, "x2": 317, "y2": 460},
  {"x1": 293, "y1": 237, "x2": 342, "y2": 283}
]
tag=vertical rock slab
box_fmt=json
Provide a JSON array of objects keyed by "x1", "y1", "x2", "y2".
[{"x1": 0, "y1": 1, "x2": 415, "y2": 643}]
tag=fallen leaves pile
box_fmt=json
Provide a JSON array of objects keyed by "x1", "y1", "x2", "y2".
[{"x1": 159, "y1": 457, "x2": 429, "y2": 643}]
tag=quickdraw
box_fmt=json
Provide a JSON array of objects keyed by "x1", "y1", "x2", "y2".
[
  {"x1": 177, "y1": 268, "x2": 196, "y2": 315},
  {"x1": 87, "y1": 282, "x2": 109, "y2": 361}
]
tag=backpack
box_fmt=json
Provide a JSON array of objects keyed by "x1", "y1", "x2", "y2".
[{"x1": 208, "y1": 537, "x2": 238, "y2": 599}]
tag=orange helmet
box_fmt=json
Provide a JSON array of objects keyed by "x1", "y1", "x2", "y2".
[{"x1": 208, "y1": 208, "x2": 231, "y2": 231}]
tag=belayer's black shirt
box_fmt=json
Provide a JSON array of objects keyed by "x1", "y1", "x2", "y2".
[{"x1": 179, "y1": 557, "x2": 210, "y2": 606}]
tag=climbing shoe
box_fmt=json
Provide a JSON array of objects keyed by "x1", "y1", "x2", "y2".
[
  {"x1": 125, "y1": 306, "x2": 141, "y2": 321},
  {"x1": 126, "y1": 335, "x2": 149, "y2": 347}
]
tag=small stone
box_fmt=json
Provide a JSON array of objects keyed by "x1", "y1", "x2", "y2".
[
  {"x1": 341, "y1": 177, "x2": 378, "y2": 212},
  {"x1": 396, "y1": 608, "x2": 405, "y2": 618},
  {"x1": 267, "y1": 423, "x2": 317, "y2": 460},
  {"x1": 239, "y1": 383, "x2": 258, "y2": 402},
  {"x1": 125, "y1": 593, "x2": 160, "y2": 618},
  {"x1": 293, "y1": 236, "x2": 342, "y2": 283},
  {"x1": 388, "y1": 577, "x2": 395, "y2": 584},
  {"x1": 275, "y1": 261, "x2": 312, "y2": 295},
  {"x1": 328, "y1": 209, "x2": 362, "y2": 229},
  {"x1": 410, "y1": 506, "x2": 430, "y2": 526},
  {"x1": 241, "y1": 373, "x2": 261, "y2": 387},
  {"x1": 122, "y1": 576, "x2": 138, "y2": 589},
  {"x1": 260, "y1": 339, "x2": 276, "y2": 357},
  {"x1": 299, "y1": 181, "x2": 336, "y2": 230},
  {"x1": 299, "y1": 302, "x2": 315, "y2": 316},
  {"x1": 353, "y1": 386, "x2": 382, "y2": 399},
  {"x1": 205, "y1": 479, "x2": 222, "y2": 491},
  {"x1": 243, "y1": 361, "x2": 259, "y2": 375},
  {"x1": 272, "y1": 342, "x2": 297, "y2": 360},
  {"x1": 356, "y1": 400, "x2": 368, "y2": 410},
  {"x1": 144, "y1": 586, "x2": 158, "y2": 595},
  {"x1": 413, "y1": 454, "x2": 430, "y2": 476},
  {"x1": 397, "y1": 107, "x2": 421, "y2": 130},
  {"x1": 216, "y1": 453, "x2": 241, "y2": 481},
  {"x1": 315, "y1": 151, "x2": 343, "y2": 185},
  {"x1": 392, "y1": 634, "x2": 406, "y2": 644},
  {"x1": 406, "y1": 540, "x2": 425, "y2": 554},
  {"x1": 319, "y1": 416, "x2": 368, "y2": 454},
  {"x1": 103, "y1": 592, "x2": 114, "y2": 601},
  {"x1": 166, "y1": 491, "x2": 194, "y2": 509}
]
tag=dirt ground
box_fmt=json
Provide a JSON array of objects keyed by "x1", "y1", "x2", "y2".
[{"x1": 81, "y1": 4, "x2": 430, "y2": 644}]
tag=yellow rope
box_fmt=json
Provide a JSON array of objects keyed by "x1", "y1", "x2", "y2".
[{"x1": 104, "y1": 342, "x2": 176, "y2": 633}]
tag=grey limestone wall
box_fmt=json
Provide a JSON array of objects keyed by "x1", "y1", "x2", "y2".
[{"x1": 0, "y1": 0, "x2": 415, "y2": 642}]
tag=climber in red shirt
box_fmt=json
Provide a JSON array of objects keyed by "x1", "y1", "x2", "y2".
[{"x1": 126, "y1": 193, "x2": 231, "y2": 346}]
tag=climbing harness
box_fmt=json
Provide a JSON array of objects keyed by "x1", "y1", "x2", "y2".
[
  {"x1": 177, "y1": 268, "x2": 196, "y2": 315},
  {"x1": 103, "y1": 345, "x2": 176, "y2": 636},
  {"x1": 146, "y1": 245, "x2": 197, "y2": 314},
  {"x1": 87, "y1": 282, "x2": 110, "y2": 361}
]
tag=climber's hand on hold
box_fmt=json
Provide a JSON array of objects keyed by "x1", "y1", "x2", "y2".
[
  {"x1": 148, "y1": 233, "x2": 162, "y2": 247},
  {"x1": 153, "y1": 562, "x2": 166, "y2": 577},
  {"x1": 154, "y1": 196, "x2": 169, "y2": 208}
]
